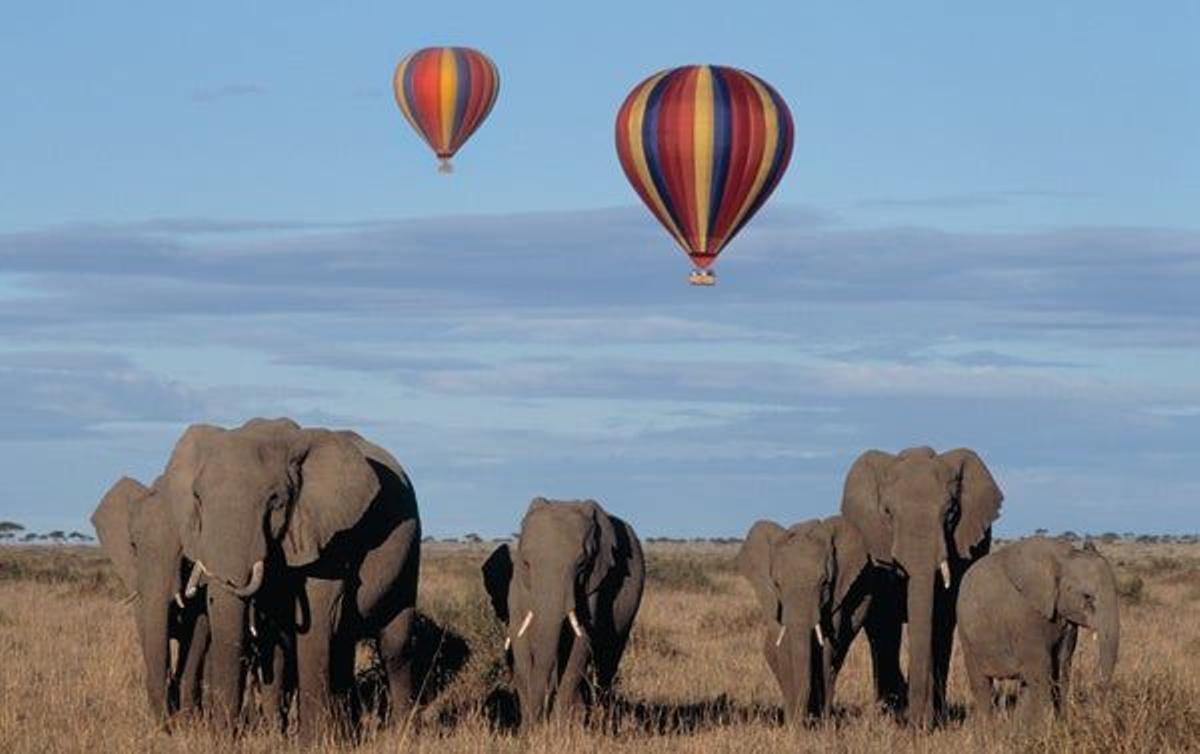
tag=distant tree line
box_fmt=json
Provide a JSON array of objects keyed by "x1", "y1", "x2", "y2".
[{"x1": 0, "y1": 521, "x2": 94, "y2": 544}]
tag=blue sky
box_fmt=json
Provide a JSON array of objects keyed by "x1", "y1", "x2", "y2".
[{"x1": 1, "y1": 2, "x2": 1198, "y2": 536}]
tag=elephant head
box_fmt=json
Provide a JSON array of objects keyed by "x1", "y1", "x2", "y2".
[
  {"x1": 1001, "y1": 538, "x2": 1120, "y2": 686},
  {"x1": 92, "y1": 476, "x2": 202, "y2": 720},
  {"x1": 482, "y1": 498, "x2": 618, "y2": 727},
  {"x1": 736, "y1": 516, "x2": 868, "y2": 721},
  {"x1": 840, "y1": 446, "x2": 1003, "y2": 724},
  {"x1": 157, "y1": 418, "x2": 385, "y2": 725}
]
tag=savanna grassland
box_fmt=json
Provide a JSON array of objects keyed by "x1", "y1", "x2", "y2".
[{"x1": 1, "y1": 540, "x2": 1198, "y2": 753}]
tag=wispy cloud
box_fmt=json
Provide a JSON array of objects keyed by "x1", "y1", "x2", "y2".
[
  {"x1": 1, "y1": 207, "x2": 1197, "y2": 535},
  {"x1": 190, "y1": 83, "x2": 266, "y2": 103}
]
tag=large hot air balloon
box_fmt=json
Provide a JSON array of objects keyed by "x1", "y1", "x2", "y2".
[
  {"x1": 393, "y1": 47, "x2": 500, "y2": 173},
  {"x1": 616, "y1": 65, "x2": 793, "y2": 285}
]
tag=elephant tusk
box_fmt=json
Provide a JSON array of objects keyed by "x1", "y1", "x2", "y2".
[
  {"x1": 121, "y1": 591, "x2": 139, "y2": 606},
  {"x1": 567, "y1": 610, "x2": 584, "y2": 638},
  {"x1": 1092, "y1": 629, "x2": 1098, "y2": 643},
  {"x1": 939, "y1": 560, "x2": 951, "y2": 590},
  {"x1": 249, "y1": 608, "x2": 258, "y2": 639},
  {"x1": 184, "y1": 560, "x2": 206, "y2": 599},
  {"x1": 517, "y1": 610, "x2": 534, "y2": 638},
  {"x1": 174, "y1": 592, "x2": 185, "y2": 609},
  {"x1": 503, "y1": 637, "x2": 511, "y2": 652},
  {"x1": 231, "y1": 560, "x2": 264, "y2": 598},
  {"x1": 815, "y1": 623, "x2": 826, "y2": 648},
  {"x1": 775, "y1": 624, "x2": 787, "y2": 647}
]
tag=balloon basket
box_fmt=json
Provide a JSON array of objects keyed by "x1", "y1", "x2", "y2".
[
  {"x1": 688, "y1": 269, "x2": 716, "y2": 286},
  {"x1": 437, "y1": 158, "x2": 454, "y2": 174}
]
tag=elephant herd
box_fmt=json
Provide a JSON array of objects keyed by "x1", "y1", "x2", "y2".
[
  {"x1": 735, "y1": 446, "x2": 1119, "y2": 728},
  {"x1": 90, "y1": 419, "x2": 1119, "y2": 740}
]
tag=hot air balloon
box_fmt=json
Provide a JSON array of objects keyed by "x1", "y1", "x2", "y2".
[
  {"x1": 615, "y1": 65, "x2": 793, "y2": 285},
  {"x1": 393, "y1": 47, "x2": 500, "y2": 173}
]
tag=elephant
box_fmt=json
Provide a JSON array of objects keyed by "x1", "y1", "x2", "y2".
[
  {"x1": 91, "y1": 476, "x2": 211, "y2": 722},
  {"x1": 156, "y1": 418, "x2": 421, "y2": 737},
  {"x1": 736, "y1": 516, "x2": 872, "y2": 722},
  {"x1": 482, "y1": 498, "x2": 644, "y2": 730},
  {"x1": 958, "y1": 537, "x2": 1119, "y2": 722},
  {"x1": 840, "y1": 446, "x2": 1003, "y2": 726}
]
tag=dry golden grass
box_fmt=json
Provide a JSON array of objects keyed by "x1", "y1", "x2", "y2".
[{"x1": 1, "y1": 540, "x2": 1198, "y2": 753}]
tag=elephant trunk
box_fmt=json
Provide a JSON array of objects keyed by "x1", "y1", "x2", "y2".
[
  {"x1": 205, "y1": 590, "x2": 248, "y2": 730},
  {"x1": 783, "y1": 620, "x2": 817, "y2": 722},
  {"x1": 137, "y1": 590, "x2": 172, "y2": 721},
  {"x1": 904, "y1": 566, "x2": 937, "y2": 727},
  {"x1": 1096, "y1": 594, "x2": 1120, "y2": 688},
  {"x1": 524, "y1": 613, "x2": 566, "y2": 723}
]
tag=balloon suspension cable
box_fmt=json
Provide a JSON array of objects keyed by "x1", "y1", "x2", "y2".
[
  {"x1": 437, "y1": 157, "x2": 454, "y2": 174},
  {"x1": 688, "y1": 268, "x2": 716, "y2": 286}
]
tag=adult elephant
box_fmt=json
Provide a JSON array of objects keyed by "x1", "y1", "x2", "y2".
[
  {"x1": 91, "y1": 477, "x2": 210, "y2": 722},
  {"x1": 736, "y1": 516, "x2": 872, "y2": 722},
  {"x1": 482, "y1": 498, "x2": 644, "y2": 729},
  {"x1": 958, "y1": 538, "x2": 1119, "y2": 722},
  {"x1": 840, "y1": 446, "x2": 1003, "y2": 726},
  {"x1": 159, "y1": 418, "x2": 421, "y2": 737}
]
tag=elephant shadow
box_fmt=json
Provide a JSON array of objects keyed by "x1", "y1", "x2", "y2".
[
  {"x1": 353, "y1": 611, "x2": 471, "y2": 721},
  {"x1": 608, "y1": 694, "x2": 782, "y2": 735},
  {"x1": 473, "y1": 691, "x2": 785, "y2": 735}
]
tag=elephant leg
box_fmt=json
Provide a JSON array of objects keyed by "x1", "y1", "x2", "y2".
[
  {"x1": 178, "y1": 613, "x2": 210, "y2": 717},
  {"x1": 1015, "y1": 651, "x2": 1054, "y2": 728},
  {"x1": 553, "y1": 635, "x2": 591, "y2": 724},
  {"x1": 763, "y1": 634, "x2": 794, "y2": 723},
  {"x1": 961, "y1": 640, "x2": 994, "y2": 717},
  {"x1": 592, "y1": 628, "x2": 630, "y2": 706},
  {"x1": 1052, "y1": 625, "x2": 1077, "y2": 715},
  {"x1": 294, "y1": 580, "x2": 343, "y2": 741},
  {"x1": 863, "y1": 590, "x2": 906, "y2": 712},
  {"x1": 374, "y1": 606, "x2": 415, "y2": 728}
]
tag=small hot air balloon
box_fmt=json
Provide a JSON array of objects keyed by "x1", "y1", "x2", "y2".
[
  {"x1": 615, "y1": 65, "x2": 793, "y2": 285},
  {"x1": 393, "y1": 47, "x2": 500, "y2": 173}
]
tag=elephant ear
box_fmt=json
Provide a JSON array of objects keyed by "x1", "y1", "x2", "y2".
[
  {"x1": 161, "y1": 423, "x2": 224, "y2": 559},
  {"x1": 940, "y1": 448, "x2": 1003, "y2": 559},
  {"x1": 736, "y1": 520, "x2": 786, "y2": 624},
  {"x1": 1001, "y1": 542, "x2": 1060, "y2": 620},
  {"x1": 283, "y1": 429, "x2": 382, "y2": 567},
  {"x1": 90, "y1": 477, "x2": 151, "y2": 593},
  {"x1": 583, "y1": 500, "x2": 617, "y2": 595},
  {"x1": 482, "y1": 544, "x2": 515, "y2": 624},
  {"x1": 826, "y1": 516, "x2": 870, "y2": 611},
  {"x1": 840, "y1": 450, "x2": 896, "y2": 562}
]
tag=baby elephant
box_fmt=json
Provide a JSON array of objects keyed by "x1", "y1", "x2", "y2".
[
  {"x1": 958, "y1": 537, "x2": 1119, "y2": 722},
  {"x1": 736, "y1": 516, "x2": 872, "y2": 722},
  {"x1": 482, "y1": 498, "x2": 644, "y2": 729}
]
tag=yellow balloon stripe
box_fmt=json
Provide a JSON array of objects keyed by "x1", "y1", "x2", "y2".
[
  {"x1": 626, "y1": 73, "x2": 688, "y2": 251},
  {"x1": 725, "y1": 75, "x2": 780, "y2": 240},
  {"x1": 438, "y1": 48, "x2": 456, "y2": 154},
  {"x1": 692, "y1": 66, "x2": 714, "y2": 255}
]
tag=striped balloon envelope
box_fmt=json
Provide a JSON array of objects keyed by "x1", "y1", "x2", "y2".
[
  {"x1": 393, "y1": 47, "x2": 500, "y2": 173},
  {"x1": 615, "y1": 65, "x2": 793, "y2": 285}
]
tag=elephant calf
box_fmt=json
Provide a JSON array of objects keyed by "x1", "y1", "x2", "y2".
[
  {"x1": 483, "y1": 498, "x2": 644, "y2": 729},
  {"x1": 736, "y1": 516, "x2": 872, "y2": 722},
  {"x1": 958, "y1": 537, "x2": 1119, "y2": 722}
]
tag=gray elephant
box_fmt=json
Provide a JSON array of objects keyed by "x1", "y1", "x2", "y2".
[
  {"x1": 157, "y1": 418, "x2": 421, "y2": 737},
  {"x1": 840, "y1": 446, "x2": 1003, "y2": 726},
  {"x1": 482, "y1": 498, "x2": 644, "y2": 729},
  {"x1": 736, "y1": 516, "x2": 872, "y2": 722},
  {"x1": 91, "y1": 477, "x2": 211, "y2": 722},
  {"x1": 958, "y1": 537, "x2": 1119, "y2": 722}
]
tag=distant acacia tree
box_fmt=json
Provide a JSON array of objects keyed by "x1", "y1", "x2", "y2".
[
  {"x1": 1034, "y1": 528, "x2": 1049, "y2": 537},
  {"x1": 463, "y1": 533, "x2": 483, "y2": 545},
  {"x1": 0, "y1": 521, "x2": 24, "y2": 534}
]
